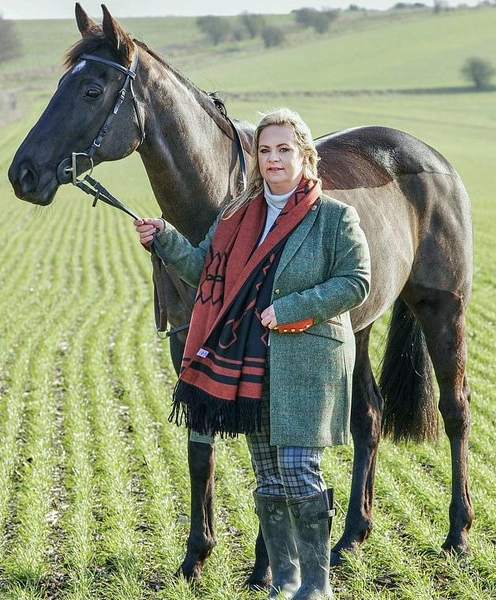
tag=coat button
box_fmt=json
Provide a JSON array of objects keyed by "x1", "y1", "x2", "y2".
[{"x1": 274, "y1": 289, "x2": 280, "y2": 295}]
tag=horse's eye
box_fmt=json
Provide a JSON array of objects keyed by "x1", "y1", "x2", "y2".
[{"x1": 85, "y1": 87, "x2": 101, "y2": 99}]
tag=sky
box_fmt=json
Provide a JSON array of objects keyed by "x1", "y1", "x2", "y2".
[{"x1": 1, "y1": 0, "x2": 403, "y2": 20}]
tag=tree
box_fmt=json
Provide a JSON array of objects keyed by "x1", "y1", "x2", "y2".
[
  {"x1": 292, "y1": 7, "x2": 339, "y2": 33},
  {"x1": 261, "y1": 25, "x2": 285, "y2": 48},
  {"x1": 433, "y1": 0, "x2": 449, "y2": 13},
  {"x1": 196, "y1": 15, "x2": 231, "y2": 46},
  {"x1": 293, "y1": 8, "x2": 318, "y2": 27},
  {"x1": 461, "y1": 57, "x2": 496, "y2": 91},
  {"x1": 0, "y1": 15, "x2": 21, "y2": 62},
  {"x1": 240, "y1": 12, "x2": 265, "y2": 39},
  {"x1": 313, "y1": 9, "x2": 340, "y2": 33}
]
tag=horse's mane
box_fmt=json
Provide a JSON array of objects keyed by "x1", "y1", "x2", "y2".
[{"x1": 135, "y1": 40, "x2": 229, "y2": 118}]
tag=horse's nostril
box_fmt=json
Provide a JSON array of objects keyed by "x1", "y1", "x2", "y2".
[
  {"x1": 21, "y1": 164, "x2": 36, "y2": 187},
  {"x1": 11, "y1": 162, "x2": 38, "y2": 195}
]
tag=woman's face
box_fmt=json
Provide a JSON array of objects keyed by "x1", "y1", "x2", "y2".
[{"x1": 258, "y1": 124, "x2": 306, "y2": 195}]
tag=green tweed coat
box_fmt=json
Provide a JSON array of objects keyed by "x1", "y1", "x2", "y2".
[{"x1": 154, "y1": 194, "x2": 371, "y2": 447}]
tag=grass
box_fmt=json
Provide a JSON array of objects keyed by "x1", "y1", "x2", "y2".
[
  {"x1": 1, "y1": 5, "x2": 495, "y2": 599},
  {"x1": 186, "y1": 8, "x2": 496, "y2": 92}
]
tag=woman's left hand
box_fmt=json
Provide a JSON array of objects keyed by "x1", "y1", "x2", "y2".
[{"x1": 261, "y1": 305, "x2": 278, "y2": 330}]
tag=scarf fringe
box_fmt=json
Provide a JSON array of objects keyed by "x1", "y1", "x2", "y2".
[{"x1": 169, "y1": 380, "x2": 262, "y2": 439}]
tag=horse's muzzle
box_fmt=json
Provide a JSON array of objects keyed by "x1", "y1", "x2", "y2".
[{"x1": 8, "y1": 160, "x2": 53, "y2": 205}]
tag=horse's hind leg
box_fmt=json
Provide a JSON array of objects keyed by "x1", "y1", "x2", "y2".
[
  {"x1": 331, "y1": 325, "x2": 383, "y2": 565},
  {"x1": 177, "y1": 440, "x2": 217, "y2": 583},
  {"x1": 406, "y1": 285, "x2": 474, "y2": 555}
]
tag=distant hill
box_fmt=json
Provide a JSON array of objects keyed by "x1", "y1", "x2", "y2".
[
  {"x1": 1, "y1": 5, "x2": 494, "y2": 95},
  {"x1": 184, "y1": 6, "x2": 495, "y2": 94}
]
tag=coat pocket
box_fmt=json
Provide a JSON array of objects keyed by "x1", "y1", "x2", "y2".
[{"x1": 303, "y1": 318, "x2": 346, "y2": 342}]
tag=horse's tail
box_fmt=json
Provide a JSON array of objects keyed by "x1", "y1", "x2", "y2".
[{"x1": 379, "y1": 299, "x2": 439, "y2": 443}]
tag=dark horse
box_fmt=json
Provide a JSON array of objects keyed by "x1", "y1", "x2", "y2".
[{"x1": 9, "y1": 4, "x2": 473, "y2": 587}]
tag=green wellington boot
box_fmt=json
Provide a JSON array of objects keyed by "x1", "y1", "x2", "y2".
[
  {"x1": 254, "y1": 492, "x2": 301, "y2": 598},
  {"x1": 287, "y1": 490, "x2": 334, "y2": 600}
]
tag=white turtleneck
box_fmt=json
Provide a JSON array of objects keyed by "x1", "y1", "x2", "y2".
[{"x1": 258, "y1": 181, "x2": 298, "y2": 246}]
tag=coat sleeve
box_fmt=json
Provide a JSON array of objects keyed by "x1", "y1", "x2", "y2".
[
  {"x1": 272, "y1": 204, "x2": 371, "y2": 328},
  {"x1": 151, "y1": 215, "x2": 220, "y2": 288}
]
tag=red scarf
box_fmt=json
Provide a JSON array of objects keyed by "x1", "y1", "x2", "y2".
[{"x1": 169, "y1": 179, "x2": 321, "y2": 437}]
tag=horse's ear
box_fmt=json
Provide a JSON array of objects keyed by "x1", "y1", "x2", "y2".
[
  {"x1": 75, "y1": 3, "x2": 99, "y2": 37},
  {"x1": 101, "y1": 4, "x2": 134, "y2": 65}
]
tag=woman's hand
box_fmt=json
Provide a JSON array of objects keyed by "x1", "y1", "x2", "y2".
[
  {"x1": 261, "y1": 304, "x2": 278, "y2": 330},
  {"x1": 133, "y1": 218, "x2": 165, "y2": 247}
]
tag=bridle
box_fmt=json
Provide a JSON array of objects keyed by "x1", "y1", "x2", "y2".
[
  {"x1": 55, "y1": 49, "x2": 247, "y2": 337},
  {"x1": 56, "y1": 50, "x2": 145, "y2": 213}
]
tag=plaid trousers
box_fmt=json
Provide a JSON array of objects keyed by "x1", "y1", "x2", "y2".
[
  {"x1": 245, "y1": 363, "x2": 326, "y2": 499},
  {"x1": 189, "y1": 361, "x2": 327, "y2": 498}
]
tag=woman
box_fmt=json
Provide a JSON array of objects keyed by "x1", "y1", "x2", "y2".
[{"x1": 135, "y1": 108, "x2": 371, "y2": 600}]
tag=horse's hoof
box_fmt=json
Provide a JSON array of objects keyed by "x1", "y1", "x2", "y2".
[
  {"x1": 441, "y1": 533, "x2": 470, "y2": 559},
  {"x1": 244, "y1": 568, "x2": 271, "y2": 591},
  {"x1": 331, "y1": 543, "x2": 359, "y2": 567},
  {"x1": 174, "y1": 561, "x2": 202, "y2": 585},
  {"x1": 441, "y1": 543, "x2": 470, "y2": 560},
  {"x1": 330, "y1": 549, "x2": 344, "y2": 568}
]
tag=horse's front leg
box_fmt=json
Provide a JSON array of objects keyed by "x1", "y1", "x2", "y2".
[
  {"x1": 331, "y1": 326, "x2": 383, "y2": 565},
  {"x1": 177, "y1": 440, "x2": 271, "y2": 588},
  {"x1": 177, "y1": 440, "x2": 217, "y2": 583}
]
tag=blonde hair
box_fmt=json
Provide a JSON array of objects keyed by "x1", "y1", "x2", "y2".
[{"x1": 224, "y1": 108, "x2": 320, "y2": 217}]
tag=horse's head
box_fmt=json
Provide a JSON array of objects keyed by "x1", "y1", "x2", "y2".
[{"x1": 9, "y1": 3, "x2": 145, "y2": 205}]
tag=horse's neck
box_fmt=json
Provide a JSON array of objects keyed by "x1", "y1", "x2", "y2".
[{"x1": 137, "y1": 58, "x2": 243, "y2": 244}]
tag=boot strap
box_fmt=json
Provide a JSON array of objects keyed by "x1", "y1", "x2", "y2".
[
  {"x1": 318, "y1": 508, "x2": 336, "y2": 520},
  {"x1": 318, "y1": 488, "x2": 336, "y2": 521}
]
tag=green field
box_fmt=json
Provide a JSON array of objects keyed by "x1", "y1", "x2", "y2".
[{"x1": 0, "y1": 6, "x2": 495, "y2": 599}]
